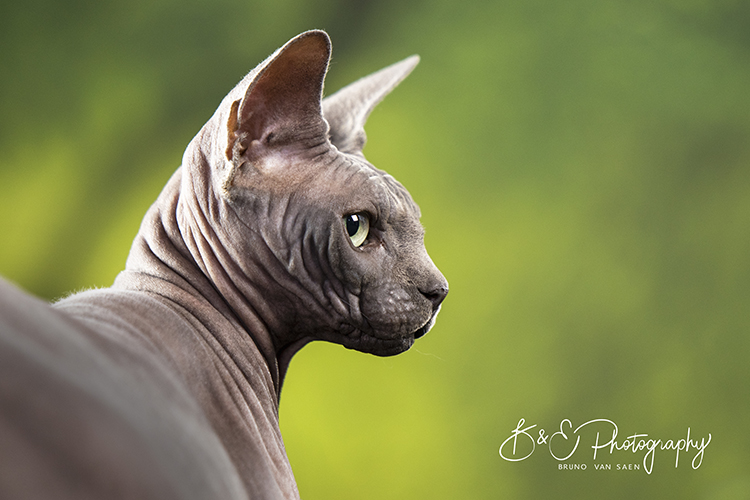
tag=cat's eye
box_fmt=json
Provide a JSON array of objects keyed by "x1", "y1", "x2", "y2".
[{"x1": 344, "y1": 213, "x2": 370, "y2": 248}]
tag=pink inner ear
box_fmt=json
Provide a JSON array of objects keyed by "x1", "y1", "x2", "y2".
[{"x1": 237, "y1": 31, "x2": 331, "y2": 145}]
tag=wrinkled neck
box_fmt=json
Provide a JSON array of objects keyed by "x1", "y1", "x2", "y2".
[{"x1": 115, "y1": 148, "x2": 302, "y2": 399}]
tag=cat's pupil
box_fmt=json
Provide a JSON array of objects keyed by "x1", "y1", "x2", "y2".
[{"x1": 346, "y1": 215, "x2": 360, "y2": 237}]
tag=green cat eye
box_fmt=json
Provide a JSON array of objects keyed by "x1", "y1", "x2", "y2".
[{"x1": 344, "y1": 213, "x2": 370, "y2": 247}]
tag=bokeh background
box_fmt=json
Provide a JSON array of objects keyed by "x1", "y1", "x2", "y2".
[{"x1": 2, "y1": 0, "x2": 749, "y2": 498}]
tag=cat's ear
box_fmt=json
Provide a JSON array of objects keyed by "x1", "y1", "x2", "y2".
[
  {"x1": 322, "y1": 55, "x2": 419, "y2": 155},
  {"x1": 225, "y1": 30, "x2": 331, "y2": 163}
]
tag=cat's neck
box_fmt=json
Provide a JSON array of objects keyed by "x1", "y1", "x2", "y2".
[{"x1": 113, "y1": 161, "x2": 304, "y2": 399}]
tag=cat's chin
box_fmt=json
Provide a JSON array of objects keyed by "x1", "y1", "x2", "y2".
[{"x1": 342, "y1": 332, "x2": 415, "y2": 357}]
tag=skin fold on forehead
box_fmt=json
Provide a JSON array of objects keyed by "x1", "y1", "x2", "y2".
[{"x1": 291, "y1": 151, "x2": 422, "y2": 225}]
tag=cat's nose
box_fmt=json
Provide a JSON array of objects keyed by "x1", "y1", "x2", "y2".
[{"x1": 420, "y1": 281, "x2": 448, "y2": 310}]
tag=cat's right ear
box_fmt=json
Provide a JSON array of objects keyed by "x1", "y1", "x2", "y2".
[{"x1": 224, "y1": 30, "x2": 331, "y2": 170}]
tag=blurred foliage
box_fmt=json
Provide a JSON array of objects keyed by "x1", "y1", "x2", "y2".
[{"x1": 2, "y1": 0, "x2": 750, "y2": 498}]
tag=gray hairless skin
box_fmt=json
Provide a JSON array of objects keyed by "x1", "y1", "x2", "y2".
[{"x1": 0, "y1": 30, "x2": 447, "y2": 499}]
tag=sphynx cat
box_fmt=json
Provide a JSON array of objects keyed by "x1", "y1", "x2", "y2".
[{"x1": 0, "y1": 30, "x2": 447, "y2": 499}]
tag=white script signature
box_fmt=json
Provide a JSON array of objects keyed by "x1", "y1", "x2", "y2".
[{"x1": 499, "y1": 418, "x2": 711, "y2": 474}]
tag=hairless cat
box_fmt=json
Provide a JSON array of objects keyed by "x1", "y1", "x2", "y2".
[{"x1": 0, "y1": 30, "x2": 447, "y2": 499}]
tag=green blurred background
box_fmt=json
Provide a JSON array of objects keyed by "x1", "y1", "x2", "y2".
[{"x1": 2, "y1": 0, "x2": 749, "y2": 498}]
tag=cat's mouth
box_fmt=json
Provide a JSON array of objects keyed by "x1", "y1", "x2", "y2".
[
  {"x1": 345, "y1": 304, "x2": 441, "y2": 356},
  {"x1": 413, "y1": 322, "x2": 430, "y2": 340},
  {"x1": 413, "y1": 304, "x2": 441, "y2": 340}
]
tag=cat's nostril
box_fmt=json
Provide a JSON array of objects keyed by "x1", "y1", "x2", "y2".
[{"x1": 421, "y1": 285, "x2": 448, "y2": 310}]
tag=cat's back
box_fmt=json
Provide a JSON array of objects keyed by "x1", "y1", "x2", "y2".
[{"x1": 0, "y1": 278, "x2": 247, "y2": 500}]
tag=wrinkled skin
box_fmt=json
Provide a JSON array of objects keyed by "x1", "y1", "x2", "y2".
[
  {"x1": 178, "y1": 29, "x2": 448, "y2": 376},
  {"x1": 225, "y1": 148, "x2": 445, "y2": 358},
  {"x1": 0, "y1": 30, "x2": 447, "y2": 500}
]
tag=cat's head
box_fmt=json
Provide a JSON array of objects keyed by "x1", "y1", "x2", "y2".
[{"x1": 186, "y1": 30, "x2": 447, "y2": 357}]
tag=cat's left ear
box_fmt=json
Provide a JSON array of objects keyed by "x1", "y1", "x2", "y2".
[
  {"x1": 322, "y1": 55, "x2": 419, "y2": 155},
  {"x1": 225, "y1": 30, "x2": 331, "y2": 165}
]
